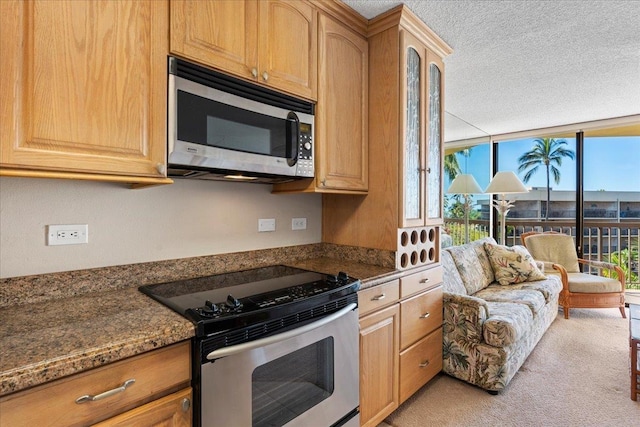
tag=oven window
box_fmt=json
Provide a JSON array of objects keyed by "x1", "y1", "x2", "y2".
[
  {"x1": 177, "y1": 91, "x2": 288, "y2": 157},
  {"x1": 252, "y1": 337, "x2": 334, "y2": 427}
]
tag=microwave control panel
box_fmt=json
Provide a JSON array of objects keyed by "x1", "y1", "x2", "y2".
[{"x1": 296, "y1": 123, "x2": 314, "y2": 178}]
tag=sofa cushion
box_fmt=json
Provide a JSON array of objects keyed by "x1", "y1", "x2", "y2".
[
  {"x1": 484, "y1": 243, "x2": 547, "y2": 286},
  {"x1": 475, "y1": 285, "x2": 547, "y2": 315},
  {"x1": 505, "y1": 276, "x2": 563, "y2": 303},
  {"x1": 446, "y1": 237, "x2": 497, "y2": 295},
  {"x1": 442, "y1": 251, "x2": 467, "y2": 295},
  {"x1": 483, "y1": 301, "x2": 534, "y2": 347}
]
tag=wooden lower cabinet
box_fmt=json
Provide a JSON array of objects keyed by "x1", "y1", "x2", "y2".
[
  {"x1": 0, "y1": 342, "x2": 191, "y2": 427},
  {"x1": 359, "y1": 272, "x2": 443, "y2": 426},
  {"x1": 359, "y1": 304, "x2": 400, "y2": 427}
]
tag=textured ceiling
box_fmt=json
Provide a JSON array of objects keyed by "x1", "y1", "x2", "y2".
[{"x1": 341, "y1": 0, "x2": 640, "y2": 142}]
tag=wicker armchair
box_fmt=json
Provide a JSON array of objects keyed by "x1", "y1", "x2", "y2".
[{"x1": 521, "y1": 231, "x2": 626, "y2": 319}]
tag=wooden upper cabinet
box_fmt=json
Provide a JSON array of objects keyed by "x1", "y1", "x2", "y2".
[
  {"x1": 170, "y1": 0, "x2": 317, "y2": 101},
  {"x1": 323, "y1": 5, "x2": 451, "y2": 257},
  {"x1": 399, "y1": 30, "x2": 446, "y2": 227},
  {"x1": 316, "y1": 14, "x2": 368, "y2": 192},
  {"x1": 273, "y1": 11, "x2": 368, "y2": 194},
  {"x1": 0, "y1": 0, "x2": 170, "y2": 185}
]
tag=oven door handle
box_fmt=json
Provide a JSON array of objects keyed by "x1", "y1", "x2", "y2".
[{"x1": 206, "y1": 303, "x2": 357, "y2": 360}]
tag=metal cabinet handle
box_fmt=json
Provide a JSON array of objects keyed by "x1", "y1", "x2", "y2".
[
  {"x1": 75, "y1": 379, "x2": 135, "y2": 404},
  {"x1": 251, "y1": 68, "x2": 258, "y2": 78},
  {"x1": 372, "y1": 294, "x2": 386, "y2": 301},
  {"x1": 181, "y1": 397, "x2": 191, "y2": 412},
  {"x1": 419, "y1": 312, "x2": 430, "y2": 319},
  {"x1": 262, "y1": 71, "x2": 269, "y2": 81},
  {"x1": 419, "y1": 360, "x2": 430, "y2": 368},
  {"x1": 419, "y1": 278, "x2": 430, "y2": 284},
  {"x1": 156, "y1": 163, "x2": 166, "y2": 175}
]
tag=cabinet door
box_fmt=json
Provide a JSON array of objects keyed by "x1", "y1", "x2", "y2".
[
  {"x1": 426, "y1": 51, "x2": 445, "y2": 224},
  {"x1": 316, "y1": 14, "x2": 368, "y2": 191},
  {"x1": 258, "y1": 0, "x2": 317, "y2": 100},
  {"x1": 359, "y1": 304, "x2": 399, "y2": 427},
  {"x1": 0, "y1": 0, "x2": 168, "y2": 178},
  {"x1": 170, "y1": 0, "x2": 258, "y2": 81},
  {"x1": 399, "y1": 30, "x2": 428, "y2": 228}
]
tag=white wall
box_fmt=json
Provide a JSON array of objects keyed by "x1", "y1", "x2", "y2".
[{"x1": 0, "y1": 177, "x2": 322, "y2": 278}]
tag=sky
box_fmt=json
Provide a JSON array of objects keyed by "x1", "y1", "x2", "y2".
[{"x1": 447, "y1": 136, "x2": 640, "y2": 195}]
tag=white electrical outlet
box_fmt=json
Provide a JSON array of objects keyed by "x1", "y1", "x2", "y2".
[
  {"x1": 47, "y1": 224, "x2": 88, "y2": 246},
  {"x1": 292, "y1": 218, "x2": 307, "y2": 230},
  {"x1": 258, "y1": 218, "x2": 276, "y2": 232}
]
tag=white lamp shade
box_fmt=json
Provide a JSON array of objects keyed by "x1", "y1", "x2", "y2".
[
  {"x1": 447, "y1": 174, "x2": 483, "y2": 194},
  {"x1": 485, "y1": 171, "x2": 528, "y2": 194}
]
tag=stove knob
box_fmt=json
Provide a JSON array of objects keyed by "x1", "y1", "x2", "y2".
[
  {"x1": 338, "y1": 271, "x2": 349, "y2": 282},
  {"x1": 326, "y1": 274, "x2": 338, "y2": 284},
  {"x1": 205, "y1": 300, "x2": 220, "y2": 314},
  {"x1": 225, "y1": 294, "x2": 241, "y2": 309}
]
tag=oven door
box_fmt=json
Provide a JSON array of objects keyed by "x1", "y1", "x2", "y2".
[{"x1": 199, "y1": 304, "x2": 359, "y2": 427}]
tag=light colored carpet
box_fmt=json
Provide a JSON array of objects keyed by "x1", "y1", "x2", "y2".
[{"x1": 383, "y1": 308, "x2": 639, "y2": 427}]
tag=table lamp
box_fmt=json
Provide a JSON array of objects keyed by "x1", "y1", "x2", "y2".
[
  {"x1": 447, "y1": 174, "x2": 483, "y2": 244},
  {"x1": 485, "y1": 171, "x2": 529, "y2": 245}
]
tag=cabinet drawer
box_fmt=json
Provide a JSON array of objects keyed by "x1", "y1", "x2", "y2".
[
  {"x1": 399, "y1": 327, "x2": 443, "y2": 403},
  {"x1": 92, "y1": 387, "x2": 192, "y2": 427},
  {"x1": 358, "y1": 280, "x2": 400, "y2": 316},
  {"x1": 0, "y1": 341, "x2": 191, "y2": 427},
  {"x1": 400, "y1": 266, "x2": 442, "y2": 298},
  {"x1": 400, "y1": 285, "x2": 443, "y2": 350}
]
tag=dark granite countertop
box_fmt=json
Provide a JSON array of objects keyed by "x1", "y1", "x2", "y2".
[
  {"x1": 0, "y1": 287, "x2": 194, "y2": 396},
  {"x1": 0, "y1": 245, "x2": 401, "y2": 397}
]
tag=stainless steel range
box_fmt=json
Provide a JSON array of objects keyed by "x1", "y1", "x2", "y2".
[{"x1": 139, "y1": 265, "x2": 360, "y2": 427}]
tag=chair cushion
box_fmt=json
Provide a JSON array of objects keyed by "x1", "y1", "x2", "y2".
[
  {"x1": 442, "y1": 250, "x2": 467, "y2": 295},
  {"x1": 567, "y1": 272, "x2": 623, "y2": 293},
  {"x1": 484, "y1": 243, "x2": 547, "y2": 286},
  {"x1": 524, "y1": 234, "x2": 580, "y2": 273},
  {"x1": 475, "y1": 286, "x2": 547, "y2": 315},
  {"x1": 446, "y1": 237, "x2": 497, "y2": 295},
  {"x1": 483, "y1": 301, "x2": 534, "y2": 347}
]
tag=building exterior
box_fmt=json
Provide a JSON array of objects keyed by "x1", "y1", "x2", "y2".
[{"x1": 477, "y1": 188, "x2": 640, "y2": 221}]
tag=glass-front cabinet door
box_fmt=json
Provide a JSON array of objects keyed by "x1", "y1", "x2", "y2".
[
  {"x1": 400, "y1": 31, "x2": 427, "y2": 228},
  {"x1": 426, "y1": 55, "x2": 444, "y2": 224}
]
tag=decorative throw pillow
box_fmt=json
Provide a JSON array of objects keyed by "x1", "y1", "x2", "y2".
[{"x1": 484, "y1": 243, "x2": 547, "y2": 286}]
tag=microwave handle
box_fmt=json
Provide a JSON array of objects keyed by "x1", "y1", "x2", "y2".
[{"x1": 286, "y1": 112, "x2": 299, "y2": 167}]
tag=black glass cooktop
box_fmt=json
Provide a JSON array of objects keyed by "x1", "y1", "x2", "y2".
[{"x1": 139, "y1": 265, "x2": 360, "y2": 337}]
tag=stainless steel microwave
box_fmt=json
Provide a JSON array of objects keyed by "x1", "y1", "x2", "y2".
[{"x1": 167, "y1": 57, "x2": 315, "y2": 183}]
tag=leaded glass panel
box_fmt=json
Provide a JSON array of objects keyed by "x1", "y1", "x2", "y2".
[
  {"x1": 405, "y1": 48, "x2": 421, "y2": 220},
  {"x1": 428, "y1": 63, "x2": 442, "y2": 219}
]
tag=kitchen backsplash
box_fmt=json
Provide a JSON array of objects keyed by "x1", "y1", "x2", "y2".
[{"x1": 0, "y1": 243, "x2": 395, "y2": 308}]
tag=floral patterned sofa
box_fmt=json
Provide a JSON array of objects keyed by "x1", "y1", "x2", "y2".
[{"x1": 442, "y1": 237, "x2": 562, "y2": 393}]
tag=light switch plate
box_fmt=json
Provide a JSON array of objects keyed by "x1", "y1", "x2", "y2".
[
  {"x1": 292, "y1": 218, "x2": 307, "y2": 230},
  {"x1": 258, "y1": 218, "x2": 276, "y2": 232}
]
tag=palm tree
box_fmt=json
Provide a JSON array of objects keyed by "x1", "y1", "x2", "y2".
[
  {"x1": 444, "y1": 148, "x2": 471, "y2": 181},
  {"x1": 444, "y1": 153, "x2": 461, "y2": 181},
  {"x1": 517, "y1": 138, "x2": 575, "y2": 220}
]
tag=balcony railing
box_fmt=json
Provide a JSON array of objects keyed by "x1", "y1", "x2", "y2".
[{"x1": 443, "y1": 218, "x2": 640, "y2": 290}]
